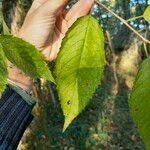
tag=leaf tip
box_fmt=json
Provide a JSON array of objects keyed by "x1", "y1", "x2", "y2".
[
  {"x1": 45, "y1": 73, "x2": 56, "y2": 84},
  {"x1": 63, "y1": 118, "x2": 71, "y2": 132},
  {"x1": 49, "y1": 78, "x2": 56, "y2": 84},
  {"x1": 63, "y1": 113, "x2": 78, "y2": 132}
]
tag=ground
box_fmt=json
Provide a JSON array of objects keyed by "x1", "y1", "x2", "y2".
[{"x1": 19, "y1": 67, "x2": 145, "y2": 150}]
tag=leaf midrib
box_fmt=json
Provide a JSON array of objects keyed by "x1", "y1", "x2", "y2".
[{"x1": 68, "y1": 16, "x2": 91, "y2": 111}]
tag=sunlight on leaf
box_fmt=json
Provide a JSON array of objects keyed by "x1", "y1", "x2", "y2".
[
  {"x1": 130, "y1": 57, "x2": 150, "y2": 149},
  {"x1": 0, "y1": 35, "x2": 55, "y2": 83},
  {"x1": 55, "y1": 15, "x2": 105, "y2": 131}
]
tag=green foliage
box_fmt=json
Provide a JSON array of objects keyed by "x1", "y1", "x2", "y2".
[
  {"x1": 55, "y1": 15, "x2": 105, "y2": 131},
  {"x1": 0, "y1": 1, "x2": 148, "y2": 148},
  {"x1": 0, "y1": 44, "x2": 7, "y2": 92},
  {"x1": 130, "y1": 57, "x2": 150, "y2": 149},
  {"x1": 143, "y1": 6, "x2": 150, "y2": 22},
  {"x1": 0, "y1": 35, "x2": 55, "y2": 83}
]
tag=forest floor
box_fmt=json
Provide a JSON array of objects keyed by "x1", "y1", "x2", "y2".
[{"x1": 19, "y1": 66, "x2": 145, "y2": 150}]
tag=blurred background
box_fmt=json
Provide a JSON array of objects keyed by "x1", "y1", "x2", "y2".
[{"x1": 0, "y1": 0, "x2": 150, "y2": 149}]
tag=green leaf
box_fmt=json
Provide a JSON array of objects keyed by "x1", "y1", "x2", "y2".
[
  {"x1": 143, "y1": 6, "x2": 150, "y2": 22},
  {"x1": 0, "y1": 44, "x2": 7, "y2": 92},
  {"x1": 129, "y1": 57, "x2": 150, "y2": 149},
  {"x1": 0, "y1": 35, "x2": 55, "y2": 83},
  {"x1": 55, "y1": 15, "x2": 105, "y2": 131}
]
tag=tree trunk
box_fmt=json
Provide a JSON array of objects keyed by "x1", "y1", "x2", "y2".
[{"x1": 2, "y1": 0, "x2": 32, "y2": 35}]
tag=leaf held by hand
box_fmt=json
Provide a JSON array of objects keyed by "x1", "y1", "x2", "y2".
[
  {"x1": 130, "y1": 57, "x2": 150, "y2": 149},
  {"x1": 0, "y1": 35, "x2": 55, "y2": 83},
  {"x1": 55, "y1": 15, "x2": 105, "y2": 131}
]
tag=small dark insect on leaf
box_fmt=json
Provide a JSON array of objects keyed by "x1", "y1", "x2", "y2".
[
  {"x1": 67, "y1": 100, "x2": 71, "y2": 105},
  {"x1": 134, "y1": 108, "x2": 139, "y2": 112}
]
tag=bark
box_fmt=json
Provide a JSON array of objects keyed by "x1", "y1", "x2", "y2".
[{"x1": 2, "y1": 0, "x2": 32, "y2": 35}]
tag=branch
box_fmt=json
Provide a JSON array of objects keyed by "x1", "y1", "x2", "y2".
[
  {"x1": 106, "y1": 31, "x2": 119, "y2": 95},
  {"x1": 95, "y1": 0, "x2": 150, "y2": 45},
  {"x1": 126, "y1": 15, "x2": 143, "y2": 22}
]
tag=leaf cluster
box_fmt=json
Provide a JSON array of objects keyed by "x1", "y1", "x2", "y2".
[
  {"x1": 0, "y1": 15, "x2": 105, "y2": 131},
  {"x1": 0, "y1": 3, "x2": 150, "y2": 148}
]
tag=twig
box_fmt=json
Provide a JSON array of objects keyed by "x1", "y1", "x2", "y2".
[
  {"x1": 106, "y1": 31, "x2": 119, "y2": 95},
  {"x1": 47, "y1": 82, "x2": 56, "y2": 107},
  {"x1": 143, "y1": 30, "x2": 149, "y2": 57},
  {"x1": 95, "y1": 0, "x2": 150, "y2": 45},
  {"x1": 126, "y1": 15, "x2": 143, "y2": 22},
  {"x1": 143, "y1": 42, "x2": 149, "y2": 57}
]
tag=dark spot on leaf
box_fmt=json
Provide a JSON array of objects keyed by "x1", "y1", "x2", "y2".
[
  {"x1": 67, "y1": 100, "x2": 71, "y2": 105},
  {"x1": 135, "y1": 108, "x2": 139, "y2": 112}
]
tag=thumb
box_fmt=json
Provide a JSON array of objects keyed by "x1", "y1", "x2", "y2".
[{"x1": 40, "y1": 0, "x2": 68, "y2": 14}]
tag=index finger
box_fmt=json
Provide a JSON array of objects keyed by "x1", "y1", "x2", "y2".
[{"x1": 64, "y1": 0, "x2": 94, "y2": 27}]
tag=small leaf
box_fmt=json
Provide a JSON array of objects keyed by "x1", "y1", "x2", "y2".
[
  {"x1": 0, "y1": 44, "x2": 7, "y2": 92},
  {"x1": 0, "y1": 35, "x2": 55, "y2": 83},
  {"x1": 130, "y1": 57, "x2": 150, "y2": 149},
  {"x1": 55, "y1": 15, "x2": 105, "y2": 131},
  {"x1": 143, "y1": 6, "x2": 150, "y2": 22}
]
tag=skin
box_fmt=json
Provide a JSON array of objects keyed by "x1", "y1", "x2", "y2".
[{"x1": 8, "y1": 0, "x2": 94, "y2": 91}]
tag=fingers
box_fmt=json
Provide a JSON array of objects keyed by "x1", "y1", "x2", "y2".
[
  {"x1": 64, "y1": 0, "x2": 94, "y2": 27},
  {"x1": 28, "y1": 0, "x2": 68, "y2": 15},
  {"x1": 48, "y1": 27, "x2": 64, "y2": 61},
  {"x1": 40, "y1": 0, "x2": 68, "y2": 15},
  {"x1": 28, "y1": 0, "x2": 47, "y2": 15},
  {"x1": 55, "y1": 14, "x2": 68, "y2": 34},
  {"x1": 47, "y1": 0, "x2": 94, "y2": 61},
  {"x1": 55, "y1": 0, "x2": 94, "y2": 35}
]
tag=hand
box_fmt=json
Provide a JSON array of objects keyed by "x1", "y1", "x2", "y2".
[
  {"x1": 8, "y1": 61, "x2": 33, "y2": 91},
  {"x1": 8, "y1": 0, "x2": 94, "y2": 90},
  {"x1": 19, "y1": 0, "x2": 94, "y2": 61}
]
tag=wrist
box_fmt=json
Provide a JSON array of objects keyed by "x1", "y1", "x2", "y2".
[
  {"x1": 8, "y1": 62, "x2": 33, "y2": 92},
  {"x1": 8, "y1": 78, "x2": 33, "y2": 92},
  {"x1": 7, "y1": 31, "x2": 34, "y2": 91}
]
